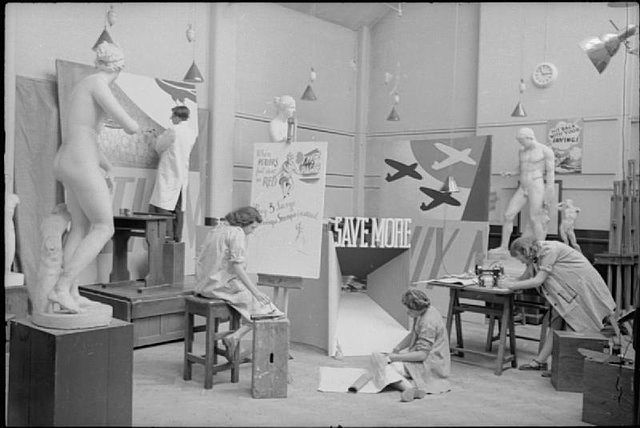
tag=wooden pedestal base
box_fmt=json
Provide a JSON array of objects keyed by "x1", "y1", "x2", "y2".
[
  {"x1": 31, "y1": 303, "x2": 113, "y2": 330},
  {"x1": 8, "y1": 318, "x2": 133, "y2": 426}
]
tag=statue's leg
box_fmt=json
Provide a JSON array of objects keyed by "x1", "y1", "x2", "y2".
[
  {"x1": 568, "y1": 229, "x2": 581, "y2": 251},
  {"x1": 49, "y1": 168, "x2": 114, "y2": 312},
  {"x1": 528, "y1": 187, "x2": 546, "y2": 241},
  {"x1": 500, "y1": 189, "x2": 527, "y2": 250}
]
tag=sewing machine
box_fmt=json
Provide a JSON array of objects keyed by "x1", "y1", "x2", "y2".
[{"x1": 475, "y1": 265, "x2": 504, "y2": 288}]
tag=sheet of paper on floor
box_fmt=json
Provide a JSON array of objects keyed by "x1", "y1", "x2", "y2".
[
  {"x1": 335, "y1": 292, "x2": 409, "y2": 356},
  {"x1": 317, "y1": 366, "x2": 403, "y2": 394}
]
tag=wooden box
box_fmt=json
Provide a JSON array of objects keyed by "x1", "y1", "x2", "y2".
[
  {"x1": 551, "y1": 330, "x2": 608, "y2": 392},
  {"x1": 7, "y1": 318, "x2": 133, "y2": 426},
  {"x1": 251, "y1": 317, "x2": 289, "y2": 399},
  {"x1": 163, "y1": 241, "x2": 185, "y2": 284},
  {"x1": 582, "y1": 358, "x2": 634, "y2": 426}
]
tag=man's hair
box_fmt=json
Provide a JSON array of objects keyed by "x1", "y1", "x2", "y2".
[
  {"x1": 172, "y1": 105, "x2": 190, "y2": 121},
  {"x1": 225, "y1": 206, "x2": 263, "y2": 227}
]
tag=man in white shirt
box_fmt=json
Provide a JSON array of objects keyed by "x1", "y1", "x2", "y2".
[{"x1": 148, "y1": 105, "x2": 196, "y2": 242}]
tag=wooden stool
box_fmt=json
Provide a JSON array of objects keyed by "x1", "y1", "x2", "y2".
[
  {"x1": 183, "y1": 295, "x2": 242, "y2": 389},
  {"x1": 251, "y1": 317, "x2": 289, "y2": 398}
]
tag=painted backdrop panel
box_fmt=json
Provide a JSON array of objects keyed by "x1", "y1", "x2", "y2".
[
  {"x1": 55, "y1": 59, "x2": 202, "y2": 283},
  {"x1": 380, "y1": 136, "x2": 492, "y2": 222},
  {"x1": 247, "y1": 142, "x2": 328, "y2": 278}
]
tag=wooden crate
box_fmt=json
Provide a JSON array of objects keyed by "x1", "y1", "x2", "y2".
[
  {"x1": 7, "y1": 318, "x2": 133, "y2": 426},
  {"x1": 551, "y1": 330, "x2": 608, "y2": 392},
  {"x1": 582, "y1": 358, "x2": 634, "y2": 426},
  {"x1": 251, "y1": 317, "x2": 289, "y2": 399}
]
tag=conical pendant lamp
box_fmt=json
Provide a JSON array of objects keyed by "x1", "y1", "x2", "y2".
[
  {"x1": 184, "y1": 61, "x2": 204, "y2": 83},
  {"x1": 386, "y1": 105, "x2": 400, "y2": 121},
  {"x1": 511, "y1": 79, "x2": 527, "y2": 117},
  {"x1": 580, "y1": 24, "x2": 638, "y2": 73},
  {"x1": 440, "y1": 176, "x2": 459, "y2": 194},
  {"x1": 301, "y1": 67, "x2": 317, "y2": 101},
  {"x1": 92, "y1": 28, "x2": 114, "y2": 51}
]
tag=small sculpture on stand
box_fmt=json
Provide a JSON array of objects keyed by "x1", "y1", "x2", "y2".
[
  {"x1": 269, "y1": 95, "x2": 297, "y2": 143},
  {"x1": 557, "y1": 199, "x2": 582, "y2": 252},
  {"x1": 5, "y1": 186, "x2": 24, "y2": 287},
  {"x1": 488, "y1": 128, "x2": 555, "y2": 259},
  {"x1": 28, "y1": 204, "x2": 112, "y2": 329}
]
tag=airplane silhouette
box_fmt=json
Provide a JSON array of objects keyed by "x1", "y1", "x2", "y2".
[
  {"x1": 431, "y1": 142, "x2": 476, "y2": 170},
  {"x1": 154, "y1": 78, "x2": 197, "y2": 104},
  {"x1": 384, "y1": 158, "x2": 423, "y2": 182},
  {"x1": 419, "y1": 186, "x2": 461, "y2": 211}
]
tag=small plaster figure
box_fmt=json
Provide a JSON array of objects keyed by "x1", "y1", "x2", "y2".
[
  {"x1": 557, "y1": 199, "x2": 581, "y2": 252},
  {"x1": 5, "y1": 192, "x2": 20, "y2": 276}
]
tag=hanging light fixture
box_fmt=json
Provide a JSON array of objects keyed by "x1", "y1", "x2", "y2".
[
  {"x1": 511, "y1": 7, "x2": 527, "y2": 117},
  {"x1": 386, "y1": 62, "x2": 401, "y2": 121},
  {"x1": 183, "y1": 6, "x2": 204, "y2": 83},
  {"x1": 580, "y1": 24, "x2": 638, "y2": 73},
  {"x1": 511, "y1": 79, "x2": 527, "y2": 117},
  {"x1": 92, "y1": 5, "x2": 116, "y2": 50},
  {"x1": 301, "y1": 67, "x2": 317, "y2": 101}
]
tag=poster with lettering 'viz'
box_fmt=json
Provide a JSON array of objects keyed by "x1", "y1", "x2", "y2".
[
  {"x1": 547, "y1": 118, "x2": 583, "y2": 174},
  {"x1": 247, "y1": 142, "x2": 328, "y2": 278}
]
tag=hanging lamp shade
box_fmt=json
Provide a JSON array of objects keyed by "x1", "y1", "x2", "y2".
[
  {"x1": 441, "y1": 176, "x2": 459, "y2": 194},
  {"x1": 183, "y1": 60, "x2": 204, "y2": 83},
  {"x1": 92, "y1": 28, "x2": 115, "y2": 51},
  {"x1": 301, "y1": 84, "x2": 317, "y2": 101},
  {"x1": 579, "y1": 25, "x2": 638, "y2": 73},
  {"x1": 386, "y1": 105, "x2": 400, "y2": 121},
  {"x1": 511, "y1": 101, "x2": 527, "y2": 117}
]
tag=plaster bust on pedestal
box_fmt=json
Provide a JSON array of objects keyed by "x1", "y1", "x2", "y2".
[{"x1": 269, "y1": 95, "x2": 297, "y2": 143}]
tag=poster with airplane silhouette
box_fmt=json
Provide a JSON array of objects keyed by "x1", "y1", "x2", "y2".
[
  {"x1": 247, "y1": 141, "x2": 328, "y2": 278},
  {"x1": 380, "y1": 136, "x2": 492, "y2": 222},
  {"x1": 55, "y1": 59, "x2": 203, "y2": 282}
]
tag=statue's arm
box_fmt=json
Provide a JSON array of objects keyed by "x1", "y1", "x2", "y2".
[
  {"x1": 543, "y1": 147, "x2": 555, "y2": 203},
  {"x1": 93, "y1": 82, "x2": 140, "y2": 135}
]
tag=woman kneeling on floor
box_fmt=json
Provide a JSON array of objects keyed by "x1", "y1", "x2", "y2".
[
  {"x1": 500, "y1": 236, "x2": 620, "y2": 375},
  {"x1": 194, "y1": 206, "x2": 284, "y2": 359},
  {"x1": 383, "y1": 288, "x2": 451, "y2": 402}
]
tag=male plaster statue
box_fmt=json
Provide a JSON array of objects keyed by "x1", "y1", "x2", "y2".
[
  {"x1": 557, "y1": 199, "x2": 582, "y2": 252},
  {"x1": 269, "y1": 95, "x2": 297, "y2": 143},
  {"x1": 490, "y1": 127, "x2": 555, "y2": 255},
  {"x1": 5, "y1": 191, "x2": 23, "y2": 286},
  {"x1": 48, "y1": 41, "x2": 142, "y2": 313}
]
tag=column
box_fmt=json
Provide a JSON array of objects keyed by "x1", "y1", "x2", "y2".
[{"x1": 353, "y1": 26, "x2": 371, "y2": 217}]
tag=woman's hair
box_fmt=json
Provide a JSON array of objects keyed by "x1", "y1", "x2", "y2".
[
  {"x1": 94, "y1": 41, "x2": 125, "y2": 72},
  {"x1": 274, "y1": 95, "x2": 296, "y2": 112},
  {"x1": 402, "y1": 288, "x2": 431, "y2": 311},
  {"x1": 172, "y1": 105, "x2": 190, "y2": 121},
  {"x1": 225, "y1": 206, "x2": 263, "y2": 227},
  {"x1": 509, "y1": 236, "x2": 542, "y2": 264}
]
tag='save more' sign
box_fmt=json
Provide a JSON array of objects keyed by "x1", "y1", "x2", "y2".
[{"x1": 330, "y1": 217, "x2": 411, "y2": 248}]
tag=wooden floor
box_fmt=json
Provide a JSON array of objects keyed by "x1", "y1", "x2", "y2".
[{"x1": 7, "y1": 317, "x2": 632, "y2": 426}]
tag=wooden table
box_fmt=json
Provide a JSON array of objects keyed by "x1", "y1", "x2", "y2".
[
  {"x1": 429, "y1": 281, "x2": 518, "y2": 375},
  {"x1": 110, "y1": 214, "x2": 170, "y2": 287}
]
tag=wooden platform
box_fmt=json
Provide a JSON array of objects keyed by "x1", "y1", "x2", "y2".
[{"x1": 79, "y1": 275, "x2": 196, "y2": 347}]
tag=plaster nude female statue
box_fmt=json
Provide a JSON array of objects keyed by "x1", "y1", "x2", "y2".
[
  {"x1": 47, "y1": 42, "x2": 142, "y2": 313},
  {"x1": 557, "y1": 199, "x2": 581, "y2": 252},
  {"x1": 269, "y1": 95, "x2": 297, "y2": 143},
  {"x1": 5, "y1": 189, "x2": 22, "y2": 285},
  {"x1": 490, "y1": 128, "x2": 555, "y2": 256}
]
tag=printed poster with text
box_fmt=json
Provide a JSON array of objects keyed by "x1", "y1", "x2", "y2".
[
  {"x1": 247, "y1": 142, "x2": 328, "y2": 278},
  {"x1": 547, "y1": 118, "x2": 583, "y2": 174}
]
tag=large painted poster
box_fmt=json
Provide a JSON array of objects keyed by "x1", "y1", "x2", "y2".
[
  {"x1": 247, "y1": 142, "x2": 328, "y2": 278},
  {"x1": 379, "y1": 136, "x2": 492, "y2": 222},
  {"x1": 55, "y1": 59, "x2": 203, "y2": 283},
  {"x1": 547, "y1": 118, "x2": 583, "y2": 174}
]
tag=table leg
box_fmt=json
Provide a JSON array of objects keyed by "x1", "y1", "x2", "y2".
[
  {"x1": 508, "y1": 296, "x2": 517, "y2": 368},
  {"x1": 624, "y1": 265, "x2": 632, "y2": 311},
  {"x1": 282, "y1": 288, "x2": 290, "y2": 315},
  {"x1": 144, "y1": 220, "x2": 166, "y2": 286},
  {"x1": 486, "y1": 314, "x2": 495, "y2": 352},
  {"x1": 616, "y1": 265, "x2": 622, "y2": 316},
  {"x1": 454, "y1": 294, "x2": 464, "y2": 353},
  {"x1": 446, "y1": 289, "x2": 455, "y2": 353},
  {"x1": 495, "y1": 299, "x2": 509, "y2": 375},
  {"x1": 110, "y1": 229, "x2": 131, "y2": 282}
]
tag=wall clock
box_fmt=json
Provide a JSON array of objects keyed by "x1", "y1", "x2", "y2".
[{"x1": 531, "y1": 62, "x2": 558, "y2": 88}]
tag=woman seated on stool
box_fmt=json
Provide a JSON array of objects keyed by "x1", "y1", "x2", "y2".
[
  {"x1": 194, "y1": 206, "x2": 283, "y2": 360},
  {"x1": 500, "y1": 236, "x2": 620, "y2": 375},
  {"x1": 382, "y1": 288, "x2": 451, "y2": 402}
]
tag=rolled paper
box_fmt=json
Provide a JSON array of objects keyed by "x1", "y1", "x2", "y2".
[{"x1": 347, "y1": 372, "x2": 373, "y2": 393}]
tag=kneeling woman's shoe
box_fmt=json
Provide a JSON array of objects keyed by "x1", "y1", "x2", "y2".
[{"x1": 518, "y1": 359, "x2": 547, "y2": 371}]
